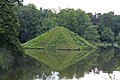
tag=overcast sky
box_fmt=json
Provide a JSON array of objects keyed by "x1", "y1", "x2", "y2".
[{"x1": 23, "y1": 0, "x2": 120, "y2": 15}]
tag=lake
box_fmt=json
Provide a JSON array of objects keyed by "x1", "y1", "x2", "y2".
[{"x1": 0, "y1": 46, "x2": 120, "y2": 80}]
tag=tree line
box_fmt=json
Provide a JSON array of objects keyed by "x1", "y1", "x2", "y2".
[
  {"x1": 88, "y1": 12, "x2": 120, "y2": 45},
  {"x1": 14, "y1": 4, "x2": 99, "y2": 44},
  {"x1": 14, "y1": 4, "x2": 120, "y2": 46}
]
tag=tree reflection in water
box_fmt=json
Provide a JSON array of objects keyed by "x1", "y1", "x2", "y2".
[{"x1": 0, "y1": 47, "x2": 120, "y2": 80}]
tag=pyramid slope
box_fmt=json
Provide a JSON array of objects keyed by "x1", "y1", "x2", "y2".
[{"x1": 23, "y1": 27, "x2": 96, "y2": 50}]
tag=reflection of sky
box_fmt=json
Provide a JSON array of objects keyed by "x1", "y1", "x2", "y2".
[
  {"x1": 34, "y1": 70, "x2": 120, "y2": 80},
  {"x1": 80, "y1": 71, "x2": 120, "y2": 80}
]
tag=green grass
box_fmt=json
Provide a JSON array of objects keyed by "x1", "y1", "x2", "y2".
[
  {"x1": 22, "y1": 26, "x2": 96, "y2": 50},
  {"x1": 25, "y1": 49, "x2": 94, "y2": 71}
]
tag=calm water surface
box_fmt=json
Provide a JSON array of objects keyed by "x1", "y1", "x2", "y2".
[{"x1": 0, "y1": 47, "x2": 120, "y2": 80}]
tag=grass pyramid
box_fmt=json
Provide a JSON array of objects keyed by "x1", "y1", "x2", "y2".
[{"x1": 23, "y1": 27, "x2": 96, "y2": 50}]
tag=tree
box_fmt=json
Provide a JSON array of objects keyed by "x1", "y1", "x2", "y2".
[
  {"x1": 0, "y1": 0, "x2": 24, "y2": 57},
  {"x1": 88, "y1": 13, "x2": 101, "y2": 25},
  {"x1": 97, "y1": 12, "x2": 114, "y2": 29},
  {"x1": 36, "y1": 8, "x2": 58, "y2": 36},
  {"x1": 14, "y1": 4, "x2": 40, "y2": 43},
  {"x1": 100, "y1": 27, "x2": 114, "y2": 45},
  {"x1": 57, "y1": 9, "x2": 91, "y2": 35},
  {"x1": 97, "y1": 12, "x2": 118, "y2": 44},
  {"x1": 116, "y1": 32, "x2": 120, "y2": 46},
  {"x1": 111, "y1": 15, "x2": 120, "y2": 38},
  {"x1": 83, "y1": 25, "x2": 100, "y2": 43}
]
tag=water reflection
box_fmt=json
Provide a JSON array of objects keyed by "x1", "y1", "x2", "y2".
[
  {"x1": 25, "y1": 49, "x2": 94, "y2": 71},
  {"x1": 0, "y1": 47, "x2": 120, "y2": 80},
  {"x1": 33, "y1": 70, "x2": 120, "y2": 80},
  {"x1": 0, "y1": 48, "x2": 14, "y2": 69}
]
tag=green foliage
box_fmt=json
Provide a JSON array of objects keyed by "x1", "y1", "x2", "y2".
[
  {"x1": 14, "y1": 4, "x2": 40, "y2": 43},
  {"x1": 23, "y1": 27, "x2": 96, "y2": 50},
  {"x1": 83, "y1": 25, "x2": 100, "y2": 43},
  {"x1": 57, "y1": 9, "x2": 92, "y2": 37},
  {"x1": 37, "y1": 8, "x2": 58, "y2": 35},
  {"x1": 57, "y1": 9, "x2": 100, "y2": 43},
  {"x1": 88, "y1": 12, "x2": 120, "y2": 46},
  {"x1": 14, "y1": 5, "x2": 58, "y2": 43},
  {"x1": 100, "y1": 27, "x2": 114, "y2": 43},
  {"x1": 97, "y1": 12, "x2": 115, "y2": 39},
  {"x1": 88, "y1": 13, "x2": 102, "y2": 25},
  {"x1": 13, "y1": 4, "x2": 120, "y2": 46},
  {"x1": 0, "y1": 2, "x2": 23, "y2": 57},
  {"x1": 98, "y1": 12, "x2": 114, "y2": 29},
  {"x1": 111, "y1": 15, "x2": 120, "y2": 37},
  {"x1": 116, "y1": 32, "x2": 120, "y2": 45},
  {"x1": 15, "y1": 6, "x2": 98, "y2": 43},
  {"x1": 95, "y1": 12, "x2": 120, "y2": 44}
]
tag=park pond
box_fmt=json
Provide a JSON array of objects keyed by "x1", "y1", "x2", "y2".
[{"x1": 0, "y1": 46, "x2": 120, "y2": 80}]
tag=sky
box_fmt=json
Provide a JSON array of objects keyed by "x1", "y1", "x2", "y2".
[{"x1": 23, "y1": 0, "x2": 120, "y2": 15}]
